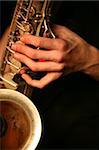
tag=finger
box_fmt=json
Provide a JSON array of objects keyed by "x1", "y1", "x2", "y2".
[
  {"x1": 20, "y1": 34, "x2": 68, "y2": 50},
  {"x1": 52, "y1": 24, "x2": 81, "y2": 41},
  {"x1": 12, "y1": 43, "x2": 65, "y2": 62},
  {"x1": 14, "y1": 52, "x2": 65, "y2": 72},
  {"x1": 0, "y1": 27, "x2": 9, "y2": 60},
  {"x1": 22, "y1": 72, "x2": 62, "y2": 89}
]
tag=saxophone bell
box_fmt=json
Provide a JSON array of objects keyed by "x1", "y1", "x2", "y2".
[
  {"x1": 0, "y1": 0, "x2": 54, "y2": 149},
  {"x1": 0, "y1": 89, "x2": 41, "y2": 150}
]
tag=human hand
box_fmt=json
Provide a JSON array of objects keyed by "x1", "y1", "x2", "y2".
[
  {"x1": 0, "y1": 28, "x2": 9, "y2": 60},
  {"x1": 11, "y1": 25, "x2": 98, "y2": 88}
]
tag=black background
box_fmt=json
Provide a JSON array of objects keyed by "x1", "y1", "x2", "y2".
[{"x1": 0, "y1": 1, "x2": 99, "y2": 149}]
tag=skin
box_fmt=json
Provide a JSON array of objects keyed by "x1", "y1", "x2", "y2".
[
  {"x1": 1, "y1": 25, "x2": 99, "y2": 88},
  {"x1": 0, "y1": 28, "x2": 9, "y2": 60}
]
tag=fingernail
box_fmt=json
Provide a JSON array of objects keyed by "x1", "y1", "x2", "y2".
[
  {"x1": 20, "y1": 33, "x2": 30, "y2": 41},
  {"x1": 20, "y1": 34, "x2": 27, "y2": 41},
  {"x1": 20, "y1": 69, "x2": 26, "y2": 74},
  {"x1": 13, "y1": 52, "x2": 18, "y2": 58},
  {"x1": 11, "y1": 44, "x2": 16, "y2": 50},
  {"x1": 20, "y1": 36, "x2": 24, "y2": 41}
]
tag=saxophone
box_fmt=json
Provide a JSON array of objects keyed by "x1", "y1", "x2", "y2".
[{"x1": 0, "y1": 0, "x2": 55, "y2": 149}]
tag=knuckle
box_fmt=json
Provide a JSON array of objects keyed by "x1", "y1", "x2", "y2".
[
  {"x1": 56, "y1": 52, "x2": 64, "y2": 62},
  {"x1": 58, "y1": 40, "x2": 67, "y2": 50},
  {"x1": 32, "y1": 65, "x2": 39, "y2": 71},
  {"x1": 26, "y1": 79, "x2": 31, "y2": 86},
  {"x1": 36, "y1": 38, "x2": 42, "y2": 47},
  {"x1": 18, "y1": 54, "x2": 24, "y2": 62},
  {"x1": 28, "y1": 34, "x2": 33, "y2": 41},
  {"x1": 37, "y1": 82, "x2": 45, "y2": 89},
  {"x1": 31, "y1": 51, "x2": 37, "y2": 58},
  {"x1": 39, "y1": 84, "x2": 44, "y2": 89},
  {"x1": 58, "y1": 63, "x2": 65, "y2": 71},
  {"x1": 28, "y1": 81, "x2": 31, "y2": 86}
]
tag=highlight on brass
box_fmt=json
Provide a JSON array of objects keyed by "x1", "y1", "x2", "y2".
[
  {"x1": 0, "y1": 0, "x2": 54, "y2": 92},
  {"x1": 0, "y1": 0, "x2": 54, "y2": 149},
  {"x1": 0, "y1": 89, "x2": 42, "y2": 150}
]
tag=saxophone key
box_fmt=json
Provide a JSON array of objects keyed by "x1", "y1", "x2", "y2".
[
  {"x1": 9, "y1": 57, "x2": 22, "y2": 73},
  {"x1": 3, "y1": 72, "x2": 18, "y2": 90}
]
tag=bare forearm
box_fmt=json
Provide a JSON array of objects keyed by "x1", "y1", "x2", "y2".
[{"x1": 0, "y1": 28, "x2": 9, "y2": 59}]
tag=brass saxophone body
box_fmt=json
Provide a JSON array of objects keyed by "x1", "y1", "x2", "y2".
[
  {"x1": 0, "y1": 0, "x2": 54, "y2": 94},
  {"x1": 0, "y1": 0, "x2": 54, "y2": 149}
]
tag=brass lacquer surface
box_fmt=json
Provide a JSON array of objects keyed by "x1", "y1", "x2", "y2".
[
  {"x1": 0, "y1": 1, "x2": 54, "y2": 149},
  {"x1": 0, "y1": 89, "x2": 42, "y2": 150},
  {"x1": 0, "y1": 100, "x2": 30, "y2": 150},
  {"x1": 0, "y1": 0, "x2": 54, "y2": 96}
]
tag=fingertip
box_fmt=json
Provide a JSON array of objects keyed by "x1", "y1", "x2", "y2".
[
  {"x1": 20, "y1": 35, "x2": 25, "y2": 42},
  {"x1": 11, "y1": 44, "x2": 17, "y2": 50},
  {"x1": 20, "y1": 34, "x2": 29, "y2": 42},
  {"x1": 20, "y1": 69, "x2": 26, "y2": 74},
  {"x1": 21, "y1": 73, "x2": 27, "y2": 79},
  {"x1": 13, "y1": 52, "x2": 19, "y2": 59}
]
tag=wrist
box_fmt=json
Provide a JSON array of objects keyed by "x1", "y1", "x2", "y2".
[{"x1": 82, "y1": 45, "x2": 99, "y2": 80}]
